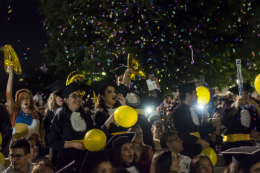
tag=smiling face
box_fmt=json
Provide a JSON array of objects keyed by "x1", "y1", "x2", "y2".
[
  {"x1": 101, "y1": 86, "x2": 117, "y2": 107},
  {"x1": 18, "y1": 92, "x2": 31, "y2": 109},
  {"x1": 64, "y1": 91, "x2": 83, "y2": 112},
  {"x1": 55, "y1": 95, "x2": 63, "y2": 107},
  {"x1": 120, "y1": 143, "x2": 134, "y2": 165},
  {"x1": 96, "y1": 162, "x2": 112, "y2": 173},
  {"x1": 170, "y1": 151, "x2": 181, "y2": 172}
]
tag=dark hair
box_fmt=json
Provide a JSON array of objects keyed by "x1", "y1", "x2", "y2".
[
  {"x1": 94, "y1": 86, "x2": 121, "y2": 115},
  {"x1": 10, "y1": 139, "x2": 30, "y2": 155},
  {"x1": 92, "y1": 161, "x2": 112, "y2": 173},
  {"x1": 31, "y1": 161, "x2": 54, "y2": 173},
  {"x1": 189, "y1": 154, "x2": 214, "y2": 173},
  {"x1": 111, "y1": 168, "x2": 130, "y2": 173},
  {"x1": 160, "y1": 131, "x2": 177, "y2": 148},
  {"x1": 59, "y1": 101, "x2": 85, "y2": 119},
  {"x1": 23, "y1": 135, "x2": 35, "y2": 142},
  {"x1": 152, "y1": 148, "x2": 172, "y2": 173},
  {"x1": 113, "y1": 147, "x2": 123, "y2": 168},
  {"x1": 178, "y1": 92, "x2": 191, "y2": 101}
]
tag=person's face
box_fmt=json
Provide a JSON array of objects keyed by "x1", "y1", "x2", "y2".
[
  {"x1": 117, "y1": 74, "x2": 124, "y2": 86},
  {"x1": 153, "y1": 122, "x2": 163, "y2": 138},
  {"x1": 39, "y1": 165, "x2": 55, "y2": 173},
  {"x1": 167, "y1": 134, "x2": 183, "y2": 153},
  {"x1": 18, "y1": 92, "x2": 31, "y2": 109},
  {"x1": 198, "y1": 158, "x2": 213, "y2": 173},
  {"x1": 120, "y1": 143, "x2": 134, "y2": 165},
  {"x1": 96, "y1": 162, "x2": 113, "y2": 173},
  {"x1": 28, "y1": 140, "x2": 37, "y2": 160},
  {"x1": 131, "y1": 127, "x2": 143, "y2": 144},
  {"x1": 250, "y1": 162, "x2": 260, "y2": 173},
  {"x1": 191, "y1": 90, "x2": 198, "y2": 105},
  {"x1": 10, "y1": 148, "x2": 30, "y2": 170},
  {"x1": 55, "y1": 95, "x2": 63, "y2": 107},
  {"x1": 170, "y1": 151, "x2": 181, "y2": 171},
  {"x1": 101, "y1": 86, "x2": 117, "y2": 106},
  {"x1": 64, "y1": 91, "x2": 83, "y2": 111}
]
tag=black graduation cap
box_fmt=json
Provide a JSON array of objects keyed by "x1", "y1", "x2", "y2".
[
  {"x1": 104, "y1": 132, "x2": 136, "y2": 149},
  {"x1": 45, "y1": 80, "x2": 65, "y2": 94},
  {"x1": 178, "y1": 82, "x2": 197, "y2": 93},
  {"x1": 80, "y1": 84, "x2": 93, "y2": 100},
  {"x1": 82, "y1": 149, "x2": 115, "y2": 173},
  {"x1": 82, "y1": 100, "x2": 94, "y2": 108},
  {"x1": 228, "y1": 83, "x2": 254, "y2": 95},
  {"x1": 55, "y1": 82, "x2": 83, "y2": 99},
  {"x1": 92, "y1": 77, "x2": 117, "y2": 96},
  {"x1": 222, "y1": 146, "x2": 260, "y2": 169},
  {"x1": 109, "y1": 66, "x2": 128, "y2": 77}
]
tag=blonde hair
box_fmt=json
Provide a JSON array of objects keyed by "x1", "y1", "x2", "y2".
[
  {"x1": 46, "y1": 93, "x2": 58, "y2": 112},
  {"x1": 14, "y1": 89, "x2": 35, "y2": 111}
]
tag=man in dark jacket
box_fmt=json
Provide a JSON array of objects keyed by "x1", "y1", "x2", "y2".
[{"x1": 169, "y1": 83, "x2": 218, "y2": 159}]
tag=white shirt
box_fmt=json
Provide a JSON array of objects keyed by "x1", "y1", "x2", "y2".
[
  {"x1": 3, "y1": 162, "x2": 35, "y2": 173},
  {"x1": 190, "y1": 107, "x2": 199, "y2": 126},
  {"x1": 180, "y1": 155, "x2": 192, "y2": 173}
]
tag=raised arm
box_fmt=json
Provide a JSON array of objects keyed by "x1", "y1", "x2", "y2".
[{"x1": 6, "y1": 65, "x2": 15, "y2": 115}]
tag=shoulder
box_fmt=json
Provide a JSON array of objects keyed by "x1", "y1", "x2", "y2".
[{"x1": 180, "y1": 154, "x2": 192, "y2": 163}]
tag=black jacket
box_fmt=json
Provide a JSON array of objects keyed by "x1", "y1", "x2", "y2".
[
  {"x1": 169, "y1": 103, "x2": 215, "y2": 158},
  {"x1": 0, "y1": 105, "x2": 12, "y2": 150}
]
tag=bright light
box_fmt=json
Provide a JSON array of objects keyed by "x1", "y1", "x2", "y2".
[
  {"x1": 102, "y1": 72, "x2": 106, "y2": 76},
  {"x1": 198, "y1": 104, "x2": 205, "y2": 110},
  {"x1": 146, "y1": 107, "x2": 153, "y2": 114}
]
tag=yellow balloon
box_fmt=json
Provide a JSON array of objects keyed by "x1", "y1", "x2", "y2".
[
  {"x1": 66, "y1": 71, "x2": 85, "y2": 86},
  {"x1": 196, "y1": 86, "x2": 210, "y2": 105},
  {"x1": 114, "y1": 106, "x2": 138, "y2": 128},
  {"x1": 255, "y1": 74, "x2": 260, "y2": 94},
  {"x1": 0, "y1": 152, "x2": 5, "y2": 166},
  {"x1": 127, "y1": 53, "x2": 146, "y2": 80},
  {"x1": 83, "y1": 129, "x2": 106, "y2": 151},
  {"x1": 200, "y1": 147, "x2": 217, "y2": 166},
  {"x1": 0, "y1": 135, "x2": 2, "y2": 145},
  {"x1": 4, "y1": 45, "x2": 22, "y2": 74}
]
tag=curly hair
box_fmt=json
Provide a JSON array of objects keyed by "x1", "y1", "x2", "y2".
[
  {"x1": 46, "y1": 93, "x2": 58, "y2": 112},
  {"x1": 14, "y1": 89, "x2": 35, "y2": 111}
]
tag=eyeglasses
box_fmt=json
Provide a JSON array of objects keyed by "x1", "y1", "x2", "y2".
[
  {"x1": 70, "y1": 94, "x2": 83, "y2": 99},
  {"x1": 9, "y1": 154, "x2": 27, "y2": 160},
  {"x1": 199, "y1": 164, "x2": 212, "y2": 169}
]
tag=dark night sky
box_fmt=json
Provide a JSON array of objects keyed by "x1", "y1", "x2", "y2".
[{"x1": 0, "y1": 0, "x2": 47, "y2": 73}]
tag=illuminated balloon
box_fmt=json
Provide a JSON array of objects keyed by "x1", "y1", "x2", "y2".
[
  {"x1": 114, "y1": 106, "x2": 138, "y2": 128},
  {"x1": 127, "y1": 53, "x2": 146, "y2": 80},
  {"x1": 4, "y1": 45, "x2": 22, "y2": 74},
  {"x1": 196, "y1": 86, "x2": 210, "y2": 105},
  {"x1": 84, "y1": 129, "x2": 106, "y2": 151},
  {"x1": 0, "y1": 152, "x2": 5, "y2": 166},
  {"x1": 201, "y1": 147, "x2": 217, "y2": 166},
  {"x1": 66, "y1": 71, "x2": 85, "y2": 86},
  {"x1": 255, "y1": 74, "x2": 260, "y2": 94}
]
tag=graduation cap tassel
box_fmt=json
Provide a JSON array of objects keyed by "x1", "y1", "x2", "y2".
[{"x1": 93, "y1": 91, "x2": 98, "y2": 107}]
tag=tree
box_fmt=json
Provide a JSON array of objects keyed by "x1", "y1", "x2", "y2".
[{"x1": 40, "y1": 0, "x2": 260, "y2": 92}]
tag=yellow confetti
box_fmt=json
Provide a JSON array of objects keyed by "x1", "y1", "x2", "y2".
[
  {"x1": 8, "y1": 10, "x2": 12, "y2": 13},
  {"x1": 81, "y1": 21, "x2": 83, "y2": 24}
]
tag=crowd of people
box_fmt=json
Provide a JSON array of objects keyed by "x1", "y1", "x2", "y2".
[{"x1": 0, "y1": 65, "x2": 260, "y2": 173}]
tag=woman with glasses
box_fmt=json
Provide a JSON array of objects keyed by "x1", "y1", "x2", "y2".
[
  {"x1": 127, "y1": 125, "x2": 154, "y2": 173},
  {"x1": 150, "y1": 148, "x2": 181, "y2": 173},
  {"x1": 189, "y1": 154, "x2": 213, "y2": 173},
  {"x1": 47, "y1": 82, "x2": 96, "y2": 173},
  {"x1": 6, "y1": 65, "x2": 44, "y2": 143},
  {"x1": 160, "y1": 131, "x2": 191, "y2": 173}
]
